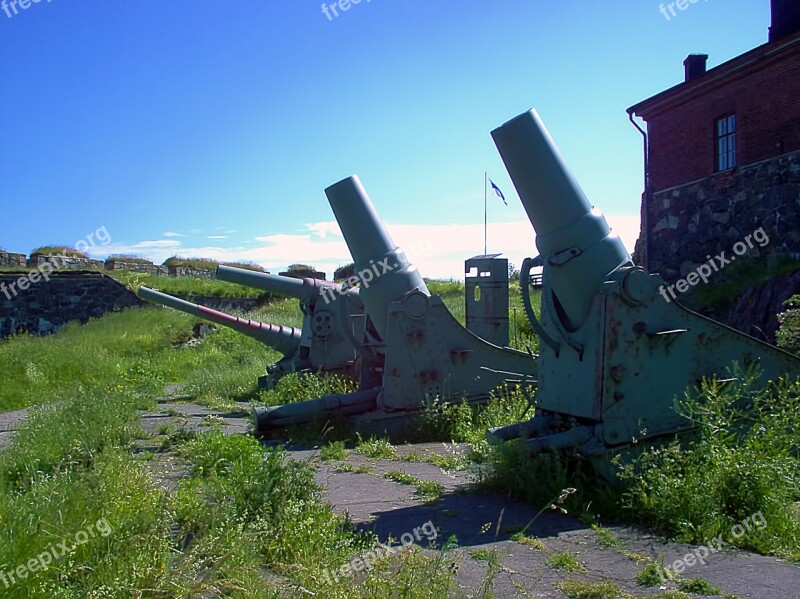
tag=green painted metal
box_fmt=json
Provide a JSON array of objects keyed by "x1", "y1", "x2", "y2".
[
  {"x1": 325, "y1": 176, "x2": 429, "y2": 339},
  {"x1": 488, "y1": 109, "x2": 800, "y2": 460},
  {"x1": 213, "y1": 266, "x2": 365, "y2": 388},
  {"x1": 215, "y1": 265, "x2": 363, "y2": 307},
  {"x1": 465, "y1": 255, "x2": 510, "y2": 347},
  {"x1": 252, "y1": 175, "x2": 537, "y2": 433}
]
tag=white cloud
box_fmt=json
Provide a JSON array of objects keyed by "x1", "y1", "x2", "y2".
[
  {"x1": 162, "y1": 231, "x2": 184, "y2": 238},
  {"x1": 207, "y1": 235, "x2": 227, "y2": 240},
  {"x1": 95, "y1": 214, "x2": 641, "y2": 279}
]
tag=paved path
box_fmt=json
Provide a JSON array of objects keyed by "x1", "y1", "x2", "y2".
[
  {"x1": 6, "y1": 395, "x2": 798, "y2": 598},
  {"x1": 0, "y1": 407, "x2": 31, "y2": 450},
  {"x1": 137, "y1": 398, "x2": 800, "y2": 599}
]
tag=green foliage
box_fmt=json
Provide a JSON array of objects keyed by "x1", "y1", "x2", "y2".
[
  {"x1": 619, "y1": 365, "x2": 800, "y2": 560},
  {"x1": 0, "y1": 389, "x2": 146, "y2": 493},
  {"x1": 334, "y1": 262, "x2": 355, "y2": 281},
  {"x1": 556, "y1": 580, "x2": 624, "y2": 598},
  {"x1": 592, "y1": 524, "x2": 625, "y2": 547},
  {"x1": 320, "y1": 440, "x2": 349, "y2": 461},
  {"x1": 677, "y1": 578, "x2": 722, "y2": 595},
  {"x1": 108, "y1": 268, "x2": 273, "y2": 298},
  {"x1": 545, "y1": 551, "x2": 586, "y2": 573},
  {"x1": 636, "y1": 561, "x2": 666, "y2": 586},
  {"x1": 30, "y1": 245, "x2": 87, "y2": 258},
  {"x1": 776, "y1": 294, "x2": 800, "y2": 356},
  {"x1": 161, "y1": 255, "x2": 219, "y2": 271},
  {"x1": 286, "y1": 263, "x2": 316, "y2": 272},
  {"x1": 686, "y1": 254, "x2": 800, "y2": 311},
  {"x1": 105, "y1": 254, "x2": 154, "y2": 265},
  {"x1": 220, "y1": 260, "x2": 266, "y2": 272},
  {"x1": 478, "y1": 440, "x2": 618, "y2": 519},
  {"x1": 0, "y1": 304, "x2": 294, "y2": 413},
  {"x1": 510, "y1": 533, "x2": 546, "y2": 550},
  {"x1": 411, "y1": 383, "x2": 534, "y2": 445},
  {"x1": 257, "y1": 371, "x2": 359, "y2": 408},
  {"x1": 355, "y1": 436, "x2": 398, "y2": 460}
]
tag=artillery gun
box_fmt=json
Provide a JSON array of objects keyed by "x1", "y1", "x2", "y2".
[
  {"x1": 487, "y1": 109, "x2": 800, "y2": 471},
  {"x1": 214, "y1": 267, "x2": 369, "y2": 388},
  {"x1": 137, "y1": 286, "x2": 302, "y2": 376},
  {"x1": 138, "y1": 282, "x2": 360, "y2": 388},
  {"x1": 250, "y1": 175, "x2": 538, "y2": 433}
]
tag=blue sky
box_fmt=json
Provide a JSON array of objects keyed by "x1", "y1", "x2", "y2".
[{"x1": 0, "y1": 0, "x2": 771, "y2": 279}]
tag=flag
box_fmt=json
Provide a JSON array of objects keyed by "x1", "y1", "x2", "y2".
[{"x1": 489, "y1": 179, "x2": 507, "y2": 205}]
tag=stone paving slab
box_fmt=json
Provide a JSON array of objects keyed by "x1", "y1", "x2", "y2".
[
  {"x1": 0, "y1": 407, "x2": 31, "y2": 449},
  {"x1": 126, "y1": 398, "x2": 800, "y2": 598}
]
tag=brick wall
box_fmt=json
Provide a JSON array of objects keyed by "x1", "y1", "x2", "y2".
[{"x1": 642, "y1": 35, "x2": 800, "y2": 191}]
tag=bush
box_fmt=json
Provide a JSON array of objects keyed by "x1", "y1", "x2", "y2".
[
  {"x1": 776, "y1": 294, "x2": 800, "y2": 356},
  {"x1": 619, "y1": 365, "x2": 800, "y2": 560}
]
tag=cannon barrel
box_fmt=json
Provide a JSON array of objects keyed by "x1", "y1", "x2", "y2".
[
  {"x1": 137, "y1": 286, "x2": 301, "y2": 356},
  {"x1": 324, "y1": 175, "x2": 429, "y2": 338},
  {"x1": 491, "y1": 109, "x2": 630, "y2": 330},
  {"x1": 216, "y1": 265, "x2": 362, "y2": 307}
]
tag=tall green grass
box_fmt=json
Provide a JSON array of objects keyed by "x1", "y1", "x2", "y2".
[
  {"x1": 619, "y1": 366, "x2": 800, "y2": 560},
  {"x1": 108, "y1": 269, "x2": 272, "y2": 299},
  {"x1": 0, "y1": 303, "x2": 464, "y2": 596}
]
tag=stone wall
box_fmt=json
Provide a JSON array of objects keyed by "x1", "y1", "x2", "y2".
[
  {"x1": 26, "y1": 255, "x2": 105, "y2": 270},
  {"x1": 640, "y1": 149, "x2": 800, "y2": 281},
  {"x1": 105, "y1": 260, "x2": 168, "y2": 276},
  {"x1": 167, "y1": 266, "x2": 214, "y2": 279},
  {"x1": 695, "y1": 269, "x2": 800, "y2": 343},
  {"x1": 0, "y1": 251, "x2": 26, "y2": 268},
  {"x1": 0, "y1": 271, "x2": 143, "y2": 338}
]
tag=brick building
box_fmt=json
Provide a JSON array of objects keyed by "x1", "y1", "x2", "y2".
[{"x1": 628, "y1": 0, "x2": 800, "y2": 280}]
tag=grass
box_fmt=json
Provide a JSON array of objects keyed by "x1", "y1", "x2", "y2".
[
  {"x1": 685, "y1": 254, "x2": 800, "y2": 311},
  {"x1": 333, "y1": 463, "x2": 372, "y2": 474},
  {"x1": 618, "y1": 365, "x2": 800, "y2": 561},
  {"x1": 676, "y1": 578, "x2": 722, "y2": 595},
  {"x1": 2, "y1": 276, "x2": 798, "y2": 595},
  {"x1": 108, "y1": 268, "x2": 274, "y2": 299},
  {"x1": 105, "y1": 254, "x2": 155, "y2": 265},
  {"x1": 0, "y1": 364, "x2": 463, "y2": 597},
  {"x1": 556, "y1": 580, "x2": 624, "y2": 598},
  {"x1": 510, "y1": 532, "x2": 547, "y2": 550},
  {"x1": 320, "y1": 440, "x2": 349, "y2": 461},
  {"x1": 545, "y1": 551, "x2": 586, "y2": 573},
  {"x1": 30, "y1": 245, "x2": 88, "y2": 258},
  {"x1": 636, "y1": 562, "x2": 667, "y2": 586},
  {"x1": 382, "y1": 470, "x2": 445, "y2": 501},
  {"x1": 355, "y1": 437, "x2": 398, "y2": 460},
  {"x1": 592, "y1": 524, "x2": 625, "y2": 548},
  {"x1": 777, "y1": 294, "x2": 800, "y2": 355}
]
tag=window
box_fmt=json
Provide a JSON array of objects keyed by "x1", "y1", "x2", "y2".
[{"x1": 716, "y1": 114, "x2": 736, "y2": 171}]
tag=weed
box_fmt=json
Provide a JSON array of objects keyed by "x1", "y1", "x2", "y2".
[
  {"x1": 636, "y1": 561, "x2": 667, "y2": 586},
  {"x1": 556, "y1": 579, "x2": 624, "y2": 598},
  {"x1": 355, "y1": 436, "x2": 398, "y2": 460},
  {"x1": 333, "y1": 463, "x2": 372, "y2": 474},
  {"x1": 510, "y1": 532, "x2": 547, "y2": 550},
  {"x1": 677, "y1": 578, "x2": 722, "y2": 595},
  {"x1": 545, "y1": 551, "x2": 586, "y2": 573},
  {"x1": 321, "y1": 440, "x2": 349, "y2": 461},
  {"x1": 619, "y1": 365, "x2": 800, "y2": 560},
  {"x1": 592, "y1": 524, "x2": 625, "y2": 547}
]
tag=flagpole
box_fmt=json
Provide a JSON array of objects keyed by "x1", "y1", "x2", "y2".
[{"x1": 484, "y1": 171, "x2": 487, "y2": 256}]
